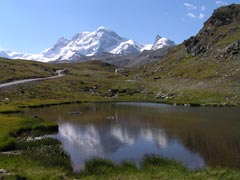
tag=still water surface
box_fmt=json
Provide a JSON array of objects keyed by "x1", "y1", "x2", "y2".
[{"x1": 24, "y1": 103, "x2": 240, "y2": 171}]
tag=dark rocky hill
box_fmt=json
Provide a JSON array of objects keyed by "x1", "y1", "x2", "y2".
[
  {"x1": 184, "y1": 4, "x2": 240, "y2": 59},
  {"x1": 134, "y1": 4, "x2": 240, "y2": 105}
]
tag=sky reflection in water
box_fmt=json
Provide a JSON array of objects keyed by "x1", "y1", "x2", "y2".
[{"x1": 26, "y1": 103, "x2": 240, "y2": 172}]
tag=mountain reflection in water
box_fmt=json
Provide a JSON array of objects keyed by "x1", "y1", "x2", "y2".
[
  {"x1": 55, "y1": 121, "x2": 205, "y2": 171},
  {"x1": 24, "y1": 102, "x2": 240, "y2": 172}
]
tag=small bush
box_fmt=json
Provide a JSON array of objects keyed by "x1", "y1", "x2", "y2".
[
  {"x1": 118, "y1": 160, "x2": 137, "y2": 171},
  {"x1": 84, "y1": 157, "x2": 115, "y2": 175},
  {"x1": 141, "y1": 154, "x2": 185, "y2": 169},
  {"x1": 0, "y1": 136, "x2": 16, "y2": 151}
]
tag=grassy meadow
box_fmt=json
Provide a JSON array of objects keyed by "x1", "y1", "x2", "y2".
[
  {"x1": 0, "y1": 57, "x2": 240, "y2": 179},
  {"x1": 0, "y1": 56, "x2": 239, "y2": 111}
]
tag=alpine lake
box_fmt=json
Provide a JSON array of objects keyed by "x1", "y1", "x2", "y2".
[{"x1": 23, "y1": 102, "x2": 240, "y2": 172}]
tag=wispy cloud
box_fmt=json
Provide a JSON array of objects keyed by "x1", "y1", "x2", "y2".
[
  {"x1": 199, "y1": 13, "x2": 205, "y2": 19},
  {"x1": 200, "y1": 6, "x2": 206, "y2": 11},
  {"x1": 184, "y1": 3, "x2": 206, "y2": 20},
  {"x1": 187, "y1": 13, "x2": 196, "y2": 18},
  {"x1": 187, "y1": 13, "x2": 205, "y2": 19},
  {"x1": 184, "y1": 3, "x2": 197, "y2": 10},
  {"x1": 216, "y1": 1, "x2": 228, "y2": 5}
]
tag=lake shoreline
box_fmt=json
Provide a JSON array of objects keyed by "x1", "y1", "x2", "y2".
[
  {"x1": 1, "y1": 98, "x2": 239, "y2": 115},
  {"x1": 1, "y1": 101, "x2": 240, "y2": 179}
]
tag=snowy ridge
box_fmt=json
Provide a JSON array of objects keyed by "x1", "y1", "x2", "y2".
[
  {"x1": 152, "y1": 35, "x2": 175, "y2": 50},
  {"x1": 0, "y1": 27, "x2": 175, "y2": 62}
]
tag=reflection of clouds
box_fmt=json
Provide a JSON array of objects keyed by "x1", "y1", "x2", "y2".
[
  {"x1": 111, "y1": 124, "x2": 135, "y2": 145},
  {"x1": 57, "y1": 121, "x2": 205, "y2": 171},
  {"x1": 59, "y1": 123, "x2": 103, "y2": 155},
  {"x1": 141, "y1": 128, "x2": 167, "y2": 148},
  {"x1": 110, "y1": 124, "x2": 167, "y2": 148},
  {"x1": 59, "y1": 122, "x2": 168, "y2": 155}
]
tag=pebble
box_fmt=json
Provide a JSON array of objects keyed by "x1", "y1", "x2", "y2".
[
  {"x1": 0, "y1": 169, "x2": 7, "y2": 174},
  {"x1": 106, "y1": 116, "x2": 115, "y2": 120}
]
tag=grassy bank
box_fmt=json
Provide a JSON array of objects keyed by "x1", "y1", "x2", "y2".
[
  {"x1": 1, "y1": 153, "x2": 240, "y2": 179},
  {"x1": 0, "y1": 113, "x2": 69, "y2": 179},
  {"x1": 0, "y1": 137, "x2": 71, "y2": 180},
  {"x1": 0, "y1": 114, "x2": 57, "y2": 151},
  {"x1": 0, "y1": 112, "x2": 72, "y2": 180},
  {"x1": 76, "y1": 156, "x2": 240, "y2": 180}
]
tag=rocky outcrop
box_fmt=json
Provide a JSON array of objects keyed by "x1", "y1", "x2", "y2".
[
  {"x1": 205, "y1": 4, "x2": 240, "y2": 28},
  {"x1": 184, "y1": 37, "x2": 206, "y2": 56},
  {"x1": 184, "y1": 4, "x2": 240, "y2": 57},
  {"x1": 226, "y1": 40, "x2": 240, "y2": 55}
]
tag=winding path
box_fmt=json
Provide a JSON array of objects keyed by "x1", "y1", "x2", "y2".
[{"x1": 0, "y1": 70, "x2": 65, "y2": 88}]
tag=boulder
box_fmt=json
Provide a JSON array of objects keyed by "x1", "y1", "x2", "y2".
[{"x1": 0, "y1": 169, "x2": 7, "y2": 174}]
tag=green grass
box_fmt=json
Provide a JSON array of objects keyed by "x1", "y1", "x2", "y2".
[
  {"x1": 1, "y1": 153, "x2": 240, "y2": 180},
  {"x1": 0, "y1": 57, "x2": 56, "y2": 83},
  {"x1": 0, "y1": 114, "x2": 69, "y2": 179},
  {"x1": 0, "y1": 58, "x2": 239, "y2": 110},
  {"x1": 0, "y1": 114, "x2": 57, "y2": 151},
  {"x1": 0, "y1": 60, "x2": 149, "y2": 108},
  {"x1": 0, "y1": 139, "x2": 71, "y2": 180},
  {"x1": 74, "y1": 156, "x2": 240, "y2": 180},
  {"x1": 0, "y1": 113, "x2": 71, "y2": 179},
  {"x1": 0, "y1": 115, "x2": 23, "y2": 151},
  {"x1": 83, "y1": 158, "x2": 116, "y2": 175},
  {"x1": 0, "y1": 105, "x2": 20, "y2": 114},
  {"x1": 140, "y1": 154, "x2": 185, "y2": 169}
]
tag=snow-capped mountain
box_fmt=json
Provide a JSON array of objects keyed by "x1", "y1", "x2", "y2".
[
  {"x1": 0, "y1": 27, "x2": 175, "y2": 62},
  {"x1": 152, "y1": 35, "x2": 175, "y2": 51},
  {"x1": 38, "y1": 27, "x2": 149, "y2": 61}
]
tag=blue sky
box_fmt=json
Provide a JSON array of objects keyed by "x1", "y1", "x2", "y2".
[{"x1": 0, "y1": 0, "x2": 239, "y2": 53}]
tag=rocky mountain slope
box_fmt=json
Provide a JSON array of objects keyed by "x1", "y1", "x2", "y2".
[
  {"x1": 0, "y1": 27, "x2": 175, "y2": 62},
  {"x1": 134, "y1": 4, "x2": 240, "y2": 105}
]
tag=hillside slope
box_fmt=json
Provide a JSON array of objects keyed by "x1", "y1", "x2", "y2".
[
  {"x1": 0, "y1": 57, "x2": 56, "y2": 83},
  {"x1": 134, "y1": 4, "x2": 240, "y2": 105}
]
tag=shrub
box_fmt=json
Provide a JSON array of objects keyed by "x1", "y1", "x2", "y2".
[
  {"x1": 0, "y1": 135, "x2": 16, "y2": 151},
  {"x1": 141, "y1": 154, "x2": 185, "y2": 170},
  {"x1": 84, "y1": 157, "x2": 115, "y2": 175},
  {"x1": 118, "y1": 160, "x2": 137, "y2": 171}
]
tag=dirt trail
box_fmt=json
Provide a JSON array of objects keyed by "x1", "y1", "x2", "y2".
[{"x1": 0, "y1": 70, "x2": 65, "y2": 88}]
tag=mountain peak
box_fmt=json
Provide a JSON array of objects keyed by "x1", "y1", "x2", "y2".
[
  {"x1": 154, "y1": 35, "x2": 162, "y2": 43},
  {"x1": 96, "y1": 26, "x2": 113, "y2": 33},
  {"x1": 152, "y1": 36, "x2": 175, "y2": 50},
  {"x1": 97, "y1": 26, "x2": 107, "y2": 31}
]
